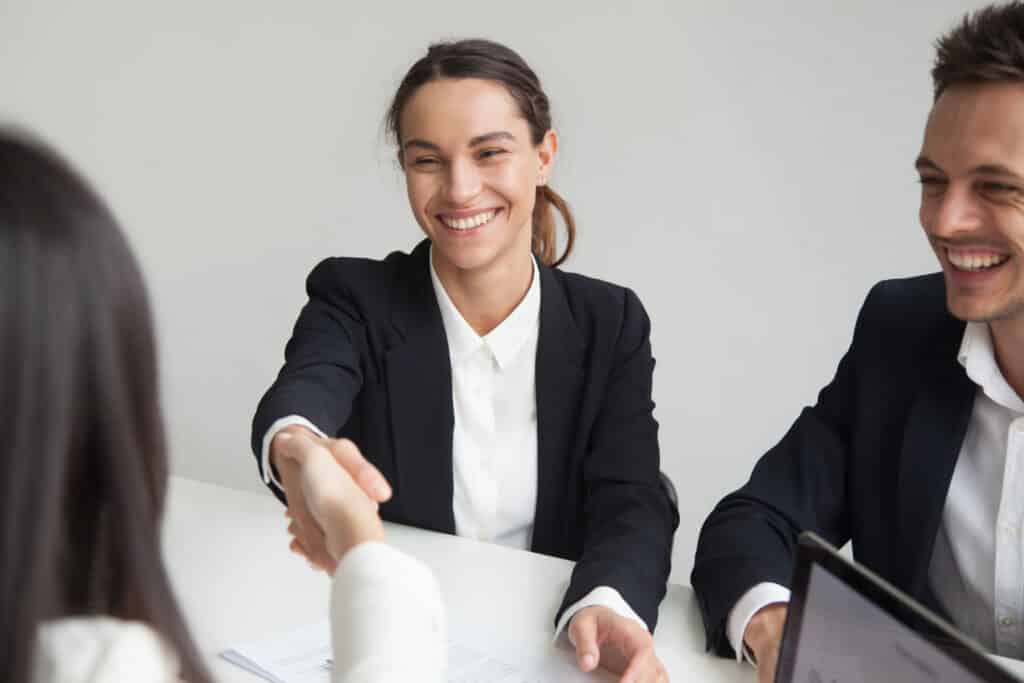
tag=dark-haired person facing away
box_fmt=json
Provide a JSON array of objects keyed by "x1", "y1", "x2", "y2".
[
  {"x1": 252, "y1": 39, "x2": 678, "y2": 683},
  {"x1": 0, "y1": 130, "x2": 446, "y2": 683},
  {"x1": 692, "y1": 3, "x2": 1024, "y2": 681}
]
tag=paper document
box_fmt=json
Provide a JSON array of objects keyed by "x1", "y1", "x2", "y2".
[{"x1": 221, "y1": 619, "x2": 581, "y2": 682}]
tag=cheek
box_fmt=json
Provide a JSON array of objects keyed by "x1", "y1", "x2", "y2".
[
  {"x1": 405, "y1": 175, "x2": 435, "y2": 212},
  {"x1": 486, "y1": 164, "x2": 537, "y2": 210},
  {"x1": 919, "y1": 197, "x2": 937, "y2": 231}
]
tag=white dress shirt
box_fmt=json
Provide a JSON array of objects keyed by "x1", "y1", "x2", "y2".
[
  {"x1": 33, "y1": 542, "x2": 444, "y2": 683},
  {"x1": 727, "y1": 321, "x2": 1024, "y2": 662},
  {"x1": 261, "y1": 248, "x2": 646, "y2": 637}
]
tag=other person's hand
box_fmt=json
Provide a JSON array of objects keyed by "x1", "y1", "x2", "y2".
[
  {"x1": 743, "y1": 603, "x2": 788, "y2": 683},
  {"x1": 569, "y1": 605, "x2": 668, "y2": 683},
  {"x1": 271, "y1": 427, "x2": 391, "y2": 571}
]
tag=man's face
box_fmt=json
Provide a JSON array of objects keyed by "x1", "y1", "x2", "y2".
[{"x1": 918, "y1": 81, "x2": 1024, "y2": 324}]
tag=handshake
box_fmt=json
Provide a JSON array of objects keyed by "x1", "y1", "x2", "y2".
[{"x1": 271, "y1": 428, "x2": 394, "y2": 572}]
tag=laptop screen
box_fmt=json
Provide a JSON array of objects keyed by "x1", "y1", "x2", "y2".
[
  {"x1": 786, "y1": 564, "x2": 979, "y2": 682},
  {"x1": 775, "y1": 533, "x2": 1020, "y2": 683}
]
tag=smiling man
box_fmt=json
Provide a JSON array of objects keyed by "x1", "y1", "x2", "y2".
[{"x1": 692, "y1": 3, "x2": 1024, "y2": 682}]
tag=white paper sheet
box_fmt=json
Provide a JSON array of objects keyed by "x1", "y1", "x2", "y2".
[{"x1": 219, "y1": 619, "x2": 592, "y2": 683}]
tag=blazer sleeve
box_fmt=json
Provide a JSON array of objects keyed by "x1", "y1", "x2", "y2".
[
  {"x1": 251, "y1": 259, "x2": 367, "y2": 502},
  {"x1": 689, "y1": 285, "x2": 883, "y2": 658},
  {"x1": 556, "y1": 288, "x2": 679, "y2": 631}
]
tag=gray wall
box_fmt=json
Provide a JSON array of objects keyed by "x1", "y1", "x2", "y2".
[{"x1": 0, "y1": 0, "x2": 987, "y2": 583}]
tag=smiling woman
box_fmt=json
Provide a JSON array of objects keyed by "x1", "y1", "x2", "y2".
[{"x1": 251, "y1": 39, "x2": 678, "y2": 683}]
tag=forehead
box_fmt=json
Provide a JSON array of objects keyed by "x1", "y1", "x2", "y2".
[
  {"x1": 922, "y1": 82, "x2": 1024, "y2": 173},
  {"x1": 399, "y1": 78, "x2": 528, "y2": 145}
]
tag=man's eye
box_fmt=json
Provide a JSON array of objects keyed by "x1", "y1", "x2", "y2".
[
  {"x1": 918, "y1": 177, "x2": 947, "y2": 195},
  {"x1": 982, "y1": 181, "x2": 1019, "y2": 195},
  {"x1": 479, "y1": 148, "x2": 507, "y2": 160},
  {"x1": 413, "y1": 157, "x2": 440, "y2": 166}
]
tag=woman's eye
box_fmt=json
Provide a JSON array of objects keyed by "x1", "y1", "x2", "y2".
[{"x1": 918, "y1": 176, "x2": 946, "y2": 194}]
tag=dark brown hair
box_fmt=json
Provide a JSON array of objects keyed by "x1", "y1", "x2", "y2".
[
  {"x1": 0, "y1": 130, "x2": 212, "y2": 683},
  {"x1": 385, "y1": 39, "x2": 576, "y2": 267},
  {"x1": 933, "y1": 1, "x2": 1024, "y2": 100}
]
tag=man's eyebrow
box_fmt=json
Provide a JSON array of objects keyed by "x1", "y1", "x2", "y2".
[
  {"x1": 970, "y1": 163, "x2": 1024, "y2": 180},
  {"x1": 469, "y1": 131, "x2": 516, "y2": 146},
  {"x1": 915, "y1": 156, "x2": 1024, "y2": 180},
  {"x1": 402, "y1": 139, "x2": 440, "y2": 152}
]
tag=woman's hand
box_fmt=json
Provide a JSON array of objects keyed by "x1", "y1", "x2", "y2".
[
  {"x1": 569, "y1": 606, "x2": 668, "y2": 683},
  {"x1": 272, "y1": 428, "x2": 392, "y2": 570}
]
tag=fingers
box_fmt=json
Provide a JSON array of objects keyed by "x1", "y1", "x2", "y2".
[
  {"x1": 618, "y1": 648, "x2": 667, "y2": 683},
  {"x1": 327, "y1": 438, "x2": 392, "y2": 502},
  {"x1": 570, "y1": 610, "x2": 664, "y2": 683},
  {"x1": 286, "y1": 515, "x2": 335, "y2": 572},
  {"x1": 568, "y1": 612, "x2": 600, "y2": 672},
  {"x1": 278, "y1": 455, "x2": 335, "y2": 573}
]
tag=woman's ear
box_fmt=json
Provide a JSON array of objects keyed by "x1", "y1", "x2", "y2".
[{"x1": 537, "y1": 129, "x2": 558, "y2": 186}]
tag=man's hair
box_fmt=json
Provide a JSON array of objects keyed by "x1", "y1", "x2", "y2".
[{"x1": 933, "y1": 1, "x2": 1024, "y2": 100}]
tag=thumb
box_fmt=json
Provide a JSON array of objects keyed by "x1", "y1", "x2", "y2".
[
  {"x1": 327, "y1": 438, "x2": 392, "y2": 503},
  {"x1": 569, "y1": 612, "x2": 600, "y2": 672}
]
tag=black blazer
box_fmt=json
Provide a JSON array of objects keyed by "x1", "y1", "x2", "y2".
[
  {"x1": 692, "y1": 273, "x2": 974, "y2": 657},
  {"x1": 252, "y1": 239, "x2": 678, "y2": 629}
]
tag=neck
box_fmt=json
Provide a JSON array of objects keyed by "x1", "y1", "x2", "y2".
[
  {"x1": 433, "y1": 247, "x2": 534, "y2": 337},
  {"x1": 989, "y1": 317, "x2": 1024, "y2": 400}
]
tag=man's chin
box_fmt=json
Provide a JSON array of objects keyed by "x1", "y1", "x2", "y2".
[{"x1": 946, "y1": 293, "x2": 1024, "y2": 324}]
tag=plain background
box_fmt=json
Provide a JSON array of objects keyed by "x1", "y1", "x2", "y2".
[{"x1": 0, "y1": 0, "x2": 991, "y2": 584}]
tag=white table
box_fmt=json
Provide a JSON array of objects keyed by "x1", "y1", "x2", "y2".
[{"x1": 162, "y1": 476, "x2": 750, "y2": 682}]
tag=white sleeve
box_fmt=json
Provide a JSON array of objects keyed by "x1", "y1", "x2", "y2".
[
  {"x1": 726, "y1": 582, "x2": 791, "y2": 665},
  {"x1": 329, "y1": 542, "x2": 446, "y2": 683},
  {"x1": 553, "y1": 585, "x2": 648, "y2": 643},
  {"x1": 259, "y1": 415, "x2": 328, "y2": 492}
]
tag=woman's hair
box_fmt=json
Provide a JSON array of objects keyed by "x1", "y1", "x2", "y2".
[
  {"x1": 385, "y1": 39, "x2": 576, "y2": 267},
  {"x1": 0, "y1": 130, "x2": 211, "y2": 683}
]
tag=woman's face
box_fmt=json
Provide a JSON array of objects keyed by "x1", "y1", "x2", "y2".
[{"x1": 399, "y1": 78, "x2": 556, "y2": 277}]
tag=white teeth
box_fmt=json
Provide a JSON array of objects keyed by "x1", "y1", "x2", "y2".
[
  {"x1": 442, "y1": 210, "x2": 496, "y2": 230},
  {"x1": 947, "y1": 249, "x2": 1010, "y2": 271}
]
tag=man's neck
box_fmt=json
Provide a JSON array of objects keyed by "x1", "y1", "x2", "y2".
[{"x1": 988, "y1": 318, "x2": 1024, "y2": 401}]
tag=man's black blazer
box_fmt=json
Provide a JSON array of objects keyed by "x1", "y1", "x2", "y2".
[
  {"x1": 252, "y1": 239, "x2": 678, "y2": 629},
  {"x1": 692, "y1": 273, "x2": 974, "y2": 657}
]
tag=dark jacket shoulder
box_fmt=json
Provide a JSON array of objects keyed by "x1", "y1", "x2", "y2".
[
  {"x1": 852, "y1": 272, "x2": 962, "y2": 371},
  {"x1": 547, "y1": 267, "x2": 651, "y2": 350},
  {"x1": 304, "y1": 248, "x2": 413, "y2": 313}
]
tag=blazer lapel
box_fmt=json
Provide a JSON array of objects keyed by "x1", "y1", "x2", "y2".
[
  {"x1": 532, "y1": 265, "x2": 586, "y2": 556},
  {"x1": 897, "y1": 319, "x2": 973, "y2": 601},
  {"x1": 385, "y1": 240, "x2": 456, "y2": 533}
]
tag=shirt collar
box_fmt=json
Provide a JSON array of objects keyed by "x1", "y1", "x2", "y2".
[
  {"x1": 957, "y1": 321, "x2": 1024, "y2": 412},
  {"x1": 428, "y1": 247, "x2": 541, "y2": 369}
]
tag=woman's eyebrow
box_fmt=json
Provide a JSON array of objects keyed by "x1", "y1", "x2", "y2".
[
  {"x1": 468, "y1": 131, "x2": 515, "y2": 146},
  {"x1": 403, "y1": 139, "x2": 440, "y2": 152}
]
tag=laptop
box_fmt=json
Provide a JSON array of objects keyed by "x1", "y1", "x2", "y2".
[{"x1": 775, "y1": 532, "x2": 1022, "y2": 683}]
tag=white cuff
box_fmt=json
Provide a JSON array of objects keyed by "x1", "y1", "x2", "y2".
[
  {"x1": 259, "y1": 415, "x2": 328, "y2": 492},
  {"x1": 726, "y1": 582, "x2": 791, "y2": 665},
  {"x1": 554, "y1": 586, "x2": 649, "y2": 644}
]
